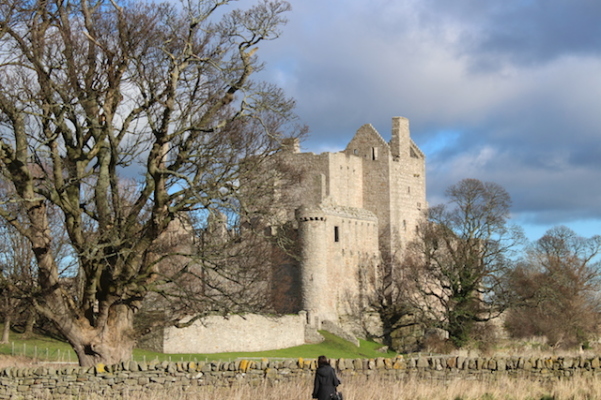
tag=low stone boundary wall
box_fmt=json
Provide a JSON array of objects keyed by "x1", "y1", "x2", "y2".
[
  {"x1": 3, "y1": 355, "x2": 601, "y2": 399},
  {"x1": 160, "y1": 313, "x2": 308, "y2": 353}
]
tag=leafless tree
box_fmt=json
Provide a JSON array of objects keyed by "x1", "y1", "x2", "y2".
[
  {"x1": 0, "y1": 178, "x2": 39, "y2": 343},
  {"x1": 0, "y1": 0, "x2": 304, "y2": 366},
  {"x1": 403, "y1": 178, "x2": 524, "y2": 348},
  {"x1": 0, "y1": 224, "x2": 33, "y2": 343},
  {"x1": 505, "y1": 226, "x2": 601, "y2": 348},
  {"x1": 368, "y1": 251, "x2": 423, "y2": 352}
]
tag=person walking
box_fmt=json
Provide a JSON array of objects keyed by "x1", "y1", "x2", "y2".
[{"x1": 312, "y1": 355, "x2": 341, "y2": 400}]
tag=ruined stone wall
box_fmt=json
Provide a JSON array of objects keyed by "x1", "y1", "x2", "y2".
[
  {"x1": 145, "y1": 314, "x2": 307, "y2": 354},
  {"x1": 4, "y1": 355, "x2": 601, "y2": 399},
  {"x1": 281, "y1": 145, "x2": 383, "y2": 325},
  {"x1": 344, "y1": 124, "x2": 393, "y2": 253},
  {"x1": 285, "y1": 117, "x2": 426, "y2": 326},
  {"x1": 323, "y1": 152, "x2": 365, "y2": 208},
  {"x1": 282, "y1": 151, "x2": 365, "y2": 210},
  {"x1": 341, "y1": 117, "x2": 426, "y2": 257}
]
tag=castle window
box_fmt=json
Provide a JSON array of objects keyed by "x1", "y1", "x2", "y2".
[
  {"x1": 408, "y1": 186, "x2": 411, "y2": 194},
  {"x1": 334, "y1": 226, "x2": 340, "y2": 242},
  {"x1": 353, "y1": 149, "x2": 359, "y2": 155},
  {"x1": 371, "y1": 147, "x2": 378, "y2": 160}
]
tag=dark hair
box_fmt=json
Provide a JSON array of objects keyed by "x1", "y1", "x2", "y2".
[{"x1": 317, "y1": 355, "x2": 330, "y2": 367}]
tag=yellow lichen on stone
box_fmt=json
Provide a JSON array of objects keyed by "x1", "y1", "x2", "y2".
[{"x1": 393, "y1": 359, "x2": 406, "y2": 370}]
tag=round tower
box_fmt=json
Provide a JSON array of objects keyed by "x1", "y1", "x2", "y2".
[{"x1": 296, "y1": 206, "x2": 330, "y2": 327}]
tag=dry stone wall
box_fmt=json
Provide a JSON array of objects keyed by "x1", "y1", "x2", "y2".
[{"x1": 3, "y1": 355, "x2": 601, "y2": 398}]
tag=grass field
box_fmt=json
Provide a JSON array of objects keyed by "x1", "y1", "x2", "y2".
[
  {"x1": 0, "y1": 326, "x2": 395, "y2": 364},
  {"x1": 3, "y1": 326, "x2": 601, "y2": 399},
  {"x1": 14, "y1": 374, "x2": 598, "y2": 400}
]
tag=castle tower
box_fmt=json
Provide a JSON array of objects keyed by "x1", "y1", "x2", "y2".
[
  {"x1": 280, "y1": 116, "x2": 426, "y2": 332},
  {"x1": 296, "y1": 206, "x2": 331, "y2": 327}
]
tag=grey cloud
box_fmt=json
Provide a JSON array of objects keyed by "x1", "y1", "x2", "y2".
[
  {"x1": 257, "y1": 0, "x2": 601, "y2": 235},
  {"x1": 427, "y1": 141, "x2": 601, "y2": 223},
  {"x1": 477, "y1": 1, "x2": 601, "y2": 65},
  {"x1": 413, "y1": 0, "x2": 601, "y2": 69}
]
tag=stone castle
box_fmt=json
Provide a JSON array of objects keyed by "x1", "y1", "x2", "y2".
[
  {"x1": 281, "y1": 116, "x2": 426, "y2": 328},
  {"x1": 143, "y1": 116, "x2": 427, "y2": 353}
]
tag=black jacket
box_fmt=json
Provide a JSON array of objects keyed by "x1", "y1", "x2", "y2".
[{"x1": 312, "y1": 365, "x2": 340, "y2": 400}]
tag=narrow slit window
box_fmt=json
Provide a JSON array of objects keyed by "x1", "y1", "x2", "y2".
[
  {"x1": 371, "y1": 147, "x2": 378, "y2": 160},
  {"x1": 334, "y1": 226, "x2": 340, "y2": 242}
]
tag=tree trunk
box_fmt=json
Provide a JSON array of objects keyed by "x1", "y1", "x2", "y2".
[
  {"x1": 68, "y1": 304, "x2": 136, "y2": 367},
  {"x1": 1, "y1": 314, "x2": 11, "y2": 344},
  {"x1": 23, "y1": 311, "x2": 35, "y2": 338}
]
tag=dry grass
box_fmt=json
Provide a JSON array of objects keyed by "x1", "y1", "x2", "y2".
[
  {"x1": 3, "y1": 354, "x2": 601, "y2": 399},
  {"x1": 0, "y1": 354, "x2": 37, "y2": 368},
  {"x1": 72, "y1": 375, "x2": 601, "y2": 400}
]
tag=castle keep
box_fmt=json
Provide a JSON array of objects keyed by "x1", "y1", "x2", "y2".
[
  {"x1": 283, "y1": 116, "x2": 426, "y2": 330},
  {"x1": 142, "y1": 117, "x2": 426, "y2": 353}
]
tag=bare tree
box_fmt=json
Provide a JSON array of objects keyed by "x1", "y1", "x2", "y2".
[
  {"x1": 505, "y1": 226, "x2": 601, "y2": 348},
  {"x1": 368, "y1": 252, "x2": 423, "y2": 353},
  {"x1": 0, "y1": 225, "x2": 33, "y2": 343},
  {"x1": 404, "y1": 178, "x2": 524, "y2": 348},
  {"x1": 0, "y1": 178, "x2": 39, "y2": 343},
  {"x1": 0, "y1": 0, "x2": 304, "y2": 366}
]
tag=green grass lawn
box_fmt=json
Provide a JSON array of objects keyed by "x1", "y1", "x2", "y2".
[
  {"x1": 0, "y1": 330, "x2": 78, "y2": 363},
  {"x1": 0, "y1": 326, "x2": 396, "y2": 364}
]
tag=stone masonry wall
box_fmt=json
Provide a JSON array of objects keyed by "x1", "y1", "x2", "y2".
[
  {"x1": 160, "y1": 313, "x2": 307, "y2": 354},
  {"x1": 286, "y1": 117, "x2": 427, "y2": 327},
  {"x1": 4, "y1": 354, "x2": 601, "y2": 399}
]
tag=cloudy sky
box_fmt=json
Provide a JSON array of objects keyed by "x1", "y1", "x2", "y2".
[{"x1": 254, "y1": 0, "x2": 601, "y2": 241}]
